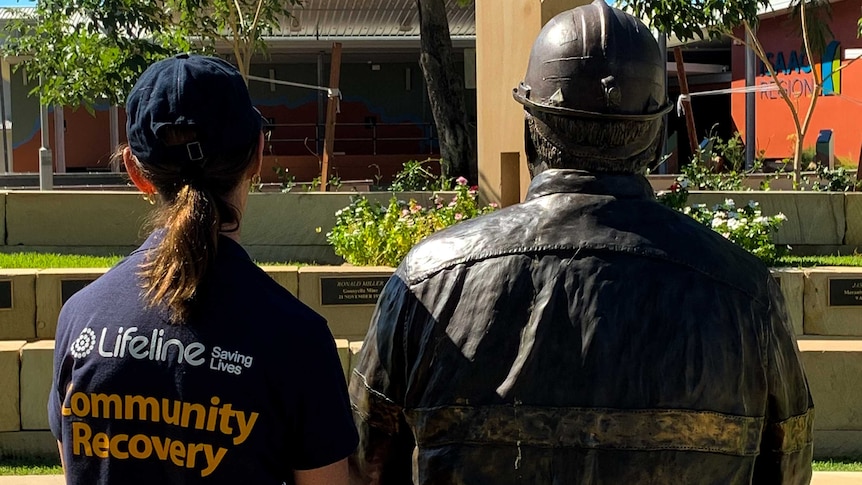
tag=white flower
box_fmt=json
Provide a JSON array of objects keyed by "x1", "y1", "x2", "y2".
[{"x1": 724, "y1": 198, "x2": 736, "y2": 208}]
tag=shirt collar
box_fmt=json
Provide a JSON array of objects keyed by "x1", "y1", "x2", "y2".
[
  {"x1": 135, "y1": 229, "x2": 252, "y2": 262},
  {"x1": 525, "y1": 169, "x2": 656, "y2": 201}
]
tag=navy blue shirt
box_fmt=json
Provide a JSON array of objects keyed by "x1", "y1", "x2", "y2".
[{"x1": 50, "y1": 231, "x2": 358, "y2": 484}]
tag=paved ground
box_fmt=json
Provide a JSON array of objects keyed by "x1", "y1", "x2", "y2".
[{"x1": 2, "y1": 472, "x2": 860, "y2": 484}]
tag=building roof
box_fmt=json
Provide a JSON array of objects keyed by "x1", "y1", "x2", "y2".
[
  {"x1": 0, "y1": 0, "x2": 475, "y2": 37},
  {"x1": 275, "y1": 0, "x2": 474, "y2": 38}
]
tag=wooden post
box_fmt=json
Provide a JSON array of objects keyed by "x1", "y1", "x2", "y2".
[
  {"x1": 320, "y1": 42, "x2": 343, "y2": 192},
  {"x1": 673, "y1": 46, "x2": 699, "y2": 157}
]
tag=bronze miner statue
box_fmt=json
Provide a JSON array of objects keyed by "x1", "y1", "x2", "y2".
[{"x1": 349, "y1": 1, "x2": 814, "y2": 484}]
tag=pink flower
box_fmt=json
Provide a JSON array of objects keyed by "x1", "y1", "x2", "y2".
[
  {"x1": 489, "y1": 202, "x2": 499, "y2": 208},
  {"x1": 456, "y1": 176, "x2": 468, "y2": 186},
  {"x1": 410, "y1": 204, "x2": 422, "y2": 214},
  {"x1": 401, "y1": 209, "x2": 410, "y2": 216},
  {"x1": 454, "y1": 213, "x2": 463, "y2": 221}
]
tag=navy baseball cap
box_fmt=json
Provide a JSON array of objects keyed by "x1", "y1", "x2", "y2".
[{"x1": 126, "y1": 54, "x2": 262, "y2": 170}]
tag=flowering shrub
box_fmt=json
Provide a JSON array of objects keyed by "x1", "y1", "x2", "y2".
[
  {"x1": 657, "y1": 180, "x2": 787, "y2": 264},
  {"x1": 683, "y1": 199, "x2": 787, "y2": 265},
  {"x1": 327, "y1": 177, "x2": 497, "y2": 266}
]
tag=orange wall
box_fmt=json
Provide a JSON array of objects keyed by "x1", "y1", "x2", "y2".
[
  {"x1": 731, "y1": 0, "x2": 862, "y2": 162},
  {"x1": 12, "y1": 106, "x2": 124, "y2": 172}
]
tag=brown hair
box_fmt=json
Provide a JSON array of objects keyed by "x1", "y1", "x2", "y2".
[{"x1": 120, "y1": 127, "x2": 259, "y2": 323}]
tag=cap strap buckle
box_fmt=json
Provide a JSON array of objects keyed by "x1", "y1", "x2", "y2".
[{"x1": 186, "y1": 142, "x2": 204, "y2": 162}]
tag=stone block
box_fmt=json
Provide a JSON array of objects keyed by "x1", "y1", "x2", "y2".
[
  {"x1": 259, "y1": 265, "x2": 299, "y2": 295},
  {"x1": 0, "y1": 270, "x2": 37, "y2": 340},
  {"x1": 845, "y1": 193, "x2": 862, "y2": 248},
  {"x1": 20, "y1": 340, "x2": 55, "y2": 430},
  {"x1": 798, "y1": 338, "x2": 862, "y2": 431},
  {"x1": 335, "y1": 339, "x2": 350, "y2": 381},
  {"x1": 813, "y1": 431, "x2": 862, "y2": 460},
  {"x1": 35, "y1": 269, "x2": 108, "y2": 339},
  {"x1": 0, "y1": 341, "x2": 25, "y2": 432},
  {"x1": 5, "y1": 191, "x2": 152, "y2": 247},
  {"x1": 296, "y1": 266, "x2": 393, "y2": 341},
  {"x1": 0, "y1": 431, "x2": 59, "y2": 461},
  {"x1": 687, "y1": 191, "x2": 846, "y2": 246},
  {"x1": 770, "y1": 268, "x2": 804, "y2": 335},
  {"x1": 803, "y1": 268, "x2": 862, "y2": 336}
]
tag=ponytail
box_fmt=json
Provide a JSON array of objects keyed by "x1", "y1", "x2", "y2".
[
  {"x1": 140, "y1": 183, "x2": 221, "y2": 322},
  {"x1": 121, "y1": 125, "x2": 258, "y2": 323}
]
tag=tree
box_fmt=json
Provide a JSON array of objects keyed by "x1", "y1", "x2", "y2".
[
  {"x1": 2, "y1": 0, "x2": 300, "y2": 109},
  {"x1": 174, "y1": 0, "x2": 301, "y2": 79},
  {"x1": 416, "y1": 0, "x2": 475, "y2": 181},
  {"x1": 617, "y1": 0, "x2": 859, "y2": 186}
]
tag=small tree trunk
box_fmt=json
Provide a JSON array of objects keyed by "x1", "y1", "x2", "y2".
[
  {"x1": 793, "y1": 137, "x2": 803, "y2": 187},
  {"x1": 417, "y1": 0, "x2": 476, "y2": 181}
]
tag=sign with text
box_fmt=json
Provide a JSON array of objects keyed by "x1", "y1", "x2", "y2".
[
  {"x1": 828, "y1": 279, "x2": 862, "y2": 306},
  {"x1": 61, "y1": 279, "x2": 95, "y2": 305},
  {"x1": 320, "y1": 276, "x2": 389, "y2": 306},
  {"x1": 0, "y1": 280, "x2": 11, "y2": 309}
]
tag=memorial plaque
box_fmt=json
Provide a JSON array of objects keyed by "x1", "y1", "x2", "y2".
[
  {"x1": 61, "y1": 279, "x2": 95, "y2": 304},
  {"x1": 828, "y1": 279, "x2": 862, "y2": 306},
  {"x1": 0, "y1": 280, "x2": 11, "y2": 309},
  {"x1": 320, "y1": 276, "x2": 389, "y2": 305}
]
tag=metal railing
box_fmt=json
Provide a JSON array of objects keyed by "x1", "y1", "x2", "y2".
[{"x1": 264, "y1": 121, "x2": 439, "y2": 156}]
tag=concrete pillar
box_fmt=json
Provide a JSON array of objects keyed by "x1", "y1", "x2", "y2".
[
  {"x1": 38, "y1": 76, "x2": 52, "y2": 191},
  {"x1": 475, "y1": 0, "x2": 591, "y2": 206}
]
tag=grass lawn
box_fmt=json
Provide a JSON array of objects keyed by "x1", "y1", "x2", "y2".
[
  {"x1": 0, "y1": 458, "x2": 61, "y2": 476},
  {"x1": 0, "y1": 251, "x2": 860, "y2": 270},
  {"x1": 0, "y1": 252, "x2": 304, "y2": 269},
  {"x1": 812, "y1": 459, "x2": 862, "y2": 471},
  {"x1": 776, "y1": 255, "x2": 862, "y2": 267},
  {"x1": 0, "y1": 253, "x2": 125, "y2": 269},
  {"x1": 0, "y1": 459, "x2": 860, "y2": 475}
]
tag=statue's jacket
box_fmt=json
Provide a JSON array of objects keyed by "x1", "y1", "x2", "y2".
[{"x1": 350, "y1": 169, "x2": 814, "y2": 485}]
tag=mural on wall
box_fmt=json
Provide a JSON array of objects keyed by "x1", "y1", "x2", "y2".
[
  {"x1": 757, "y1": 40, "x2": 843, "y2": 99},
  {"x1": 819, "y1": 40, "x2": 842, "y2": 96},
  {"x1": 731, "y1": 0, "x2": 861, "y2": 162}
]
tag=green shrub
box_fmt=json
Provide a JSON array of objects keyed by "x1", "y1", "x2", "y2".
[
  {"x1": 388, "y1": 159, "x2": 451, "y2": 192},
  {"x1": 807, "y1": 165, "x2": 860, "y2": 192},
  {"x1": 327, "y1": 177, "x2": 496, "y2": 266}
]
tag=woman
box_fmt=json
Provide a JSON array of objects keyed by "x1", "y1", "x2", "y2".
[{"x1": 49, "y1": 54, "x2": 357, "y2": 484}]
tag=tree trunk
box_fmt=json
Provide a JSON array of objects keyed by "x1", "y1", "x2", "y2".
[{"x1": 417, "y1": 0, "x2": 476, "y2": 181}]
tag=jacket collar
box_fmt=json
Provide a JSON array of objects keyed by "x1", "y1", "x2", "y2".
[{"x1": 525, "y1": 169, "x2": 656, "y2": 201}]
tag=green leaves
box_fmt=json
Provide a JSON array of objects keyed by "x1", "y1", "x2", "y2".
[
  {"x1": 616, "y1": 0, "x2": 770, "y2": 40},
  {"x1": 1, "y1": 0, "x2": 302, "y2": 109},
  {"x1": 3, "y1": 1, "x2": 192, "y2": 107}
]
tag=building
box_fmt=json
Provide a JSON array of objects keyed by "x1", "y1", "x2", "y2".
[
  {"x1": 731, "y1": 0, "x2": 862, "y2": 165},
  {"x1": 0, "y1": 0, "x2": 477, "y2": 183}
]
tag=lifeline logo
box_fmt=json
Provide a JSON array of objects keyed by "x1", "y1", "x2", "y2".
[{"x1": 70, "y1": 327, "x2": 253, "y2": 376}]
